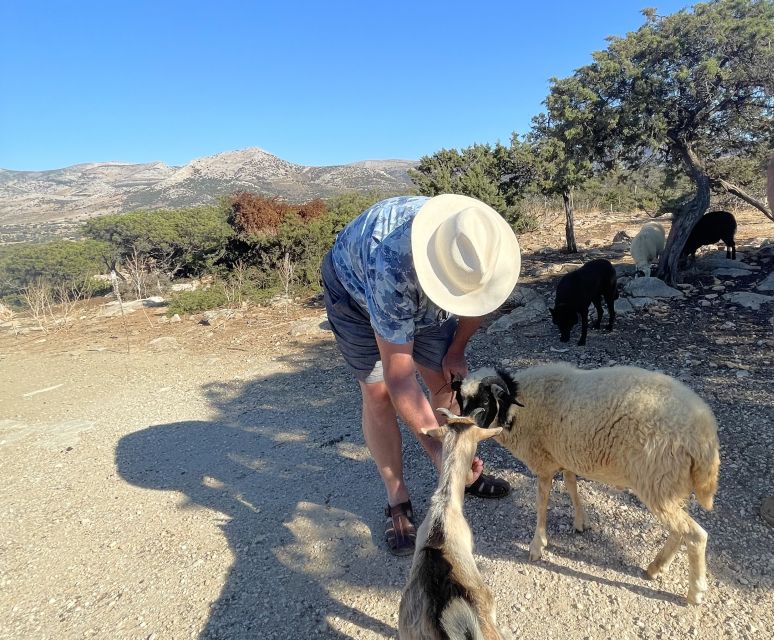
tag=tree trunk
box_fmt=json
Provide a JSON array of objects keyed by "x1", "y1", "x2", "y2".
[
  {"x1": 711, "y1": 177, "x2": 774, "y2": 222},
  {"x1": 562, "y1": 189, "x2": 578, "y2": 253},
  {"x1": 656, "y1": 143, "x2": 711, "y2": 285}
]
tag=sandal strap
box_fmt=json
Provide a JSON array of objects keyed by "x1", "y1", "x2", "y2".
[
  {"x1": 465, "y1": 473, "x2": 511, "y2": 497},
  {"x1": 385, "y1": 500, "x2": 416, "y2": 553}
]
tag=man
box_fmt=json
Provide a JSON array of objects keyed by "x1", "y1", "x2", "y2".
[
  {"x1": 762, "y1": 156, "x2": 774, "y2": 529},
  {"x1": 321, "y1": 194, "x2": 521, "y2": 555}
]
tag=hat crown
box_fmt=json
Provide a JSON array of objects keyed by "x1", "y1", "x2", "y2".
[{"x1": 433, "y1": 207, "x2": 502, "y2": 295}]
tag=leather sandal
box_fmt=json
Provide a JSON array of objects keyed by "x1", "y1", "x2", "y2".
[
  {"x1": 385, "y1": 500, "x2": 416, "y2": 556},
  {"x1": 465, "y1": 473, "x2": 511, "y2": 499}
]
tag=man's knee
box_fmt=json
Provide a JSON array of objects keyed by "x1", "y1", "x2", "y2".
[{"x1": 360, "y1": 381, "x2": 392, "y2": 409}]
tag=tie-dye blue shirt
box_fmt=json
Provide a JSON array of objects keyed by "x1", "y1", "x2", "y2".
[{"x1": 331, "y1": 195, "x2": 449, "y2": 344}]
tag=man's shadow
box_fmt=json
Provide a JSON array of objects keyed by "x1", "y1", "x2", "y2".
[{"x1": 115, "y1": 347, "x2": 404, "y2": 639}]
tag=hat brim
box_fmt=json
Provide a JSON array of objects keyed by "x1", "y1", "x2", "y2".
[{"x1": 411, "y1": 194, "x2": 521, "y2": 317}]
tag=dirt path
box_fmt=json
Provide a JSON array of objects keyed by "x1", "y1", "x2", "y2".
[{"x1": 1, "y1": 208, "x2": 773, "y2": 640}]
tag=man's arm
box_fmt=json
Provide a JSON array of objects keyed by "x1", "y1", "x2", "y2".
[
  {"x1": 376, "y1": 336, "x2": 443, "y2": 467},
  {"x1": 442, "y1": 316, "x2": 484, "y2": 383}
]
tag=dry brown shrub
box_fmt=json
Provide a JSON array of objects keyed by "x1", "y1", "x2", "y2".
[
  {"x1": 296, "y1": 198, "x2": 327, "y2": 222},
  {"x1": 229, "y1": 193, "x2": 291, "y2": 236}
]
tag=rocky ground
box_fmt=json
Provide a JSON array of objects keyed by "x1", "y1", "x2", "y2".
[{"x1": 1, "y1": 208, "x2": 773, "y2": 640}]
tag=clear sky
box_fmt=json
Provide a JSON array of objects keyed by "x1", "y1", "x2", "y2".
[{"x1": 0, "y1": 0, "x2": 690, "y2": 171}]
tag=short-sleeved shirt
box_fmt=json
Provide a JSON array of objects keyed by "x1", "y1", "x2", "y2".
[{"x1": 330, "y1": 195, "x2": 450, "y2": 344}]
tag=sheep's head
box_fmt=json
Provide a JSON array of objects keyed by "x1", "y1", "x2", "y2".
[
  {"x1": 450, "y1": 368, "x2": 521, "y2": 429},
  {"x1": 549, "y1": 304, "x2": 578, "y2": 342}
]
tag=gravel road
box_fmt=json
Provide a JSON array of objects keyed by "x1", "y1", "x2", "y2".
[{"x1": 1, "y1": 210, "x2": 772, "y2": 640}]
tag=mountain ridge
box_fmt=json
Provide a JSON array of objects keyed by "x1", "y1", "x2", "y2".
[{"x1": 0, "y1": 148, "x2": 418, "y2": 226}]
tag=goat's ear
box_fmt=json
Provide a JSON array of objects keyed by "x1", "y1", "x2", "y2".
[
  {"x1": 436, "y1": 407, "x2": 460, "y2": 421},
  {"x1": 475, "y1": 426, "x2": 503, "y2": 441},
  {"x1": 421, "y1": 426, "x2": 448, "y2": 441},
  {"x1": 450, "y1": 375, "x2": 463, "y2": 392}
]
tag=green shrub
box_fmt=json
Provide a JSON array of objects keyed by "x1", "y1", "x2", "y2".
[
  {"x1": 83, "y1": 206, "x2": 233, "y2": 276},
  {"x1": 166, "y1": 288, "x2": 229, "y2": 315},
  {"x1": 0, "y1": 239, "x2": 111, "y2": 300}
]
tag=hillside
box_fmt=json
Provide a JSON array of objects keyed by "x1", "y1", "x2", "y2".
[{"x1": 0, "y1": 148, "x2": 417, "y2": 226}]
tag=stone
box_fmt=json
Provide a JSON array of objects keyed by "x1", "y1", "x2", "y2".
[
  {"x1": 712, "y1": 268, "x2": 754, "y2": 278},
  {"x1": 100, "y1": 296, "x2": 167, "y2": 317},
  {"x1": 170, "y1": 281, "x2": 199, "y2": 292},
  {"x1": 289, "y1": 313, "x2": 331, "y2": 336},
  {"x1": 629, "y1": 297, "x2": 658, "y2": 309},
  {"x1": 614, "y1": 298, "x2": 635, "y2": 314},
  {"x1": 722, "y1": 292, "x2": 774, "y2": 310},
  {"x1": 694, "y1": 256, "x2": 759, "y2": 272},
  {"x1": 624, "y1": 277, "x2": 684, "y2": 299},
  {"x1": 614, "y1": 263, "x2": 636, "y2": 278},
  {"x1": 613, "y1": 230, "x2": 632, "y2": 243},
  {"x1": 199, "y1": 309, "x2": 234, "y2": 325},
  {"x1": 169, "y1": 314, "x2": 182, "y2": 323},
  {"x1": 148, "y1": 337, "x2": 179, "y2": 351},
  {"x1": 756, "y1": 272, "x2": 774, "y2": 292}
]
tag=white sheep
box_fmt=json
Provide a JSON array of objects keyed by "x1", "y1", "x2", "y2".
[
  {"x1": 452, "y1": 364, "x2": 720, "y2": 605},
  {"x1": 630, "y1": 222, "x2": 666, "y2": 276},
  {"x1": 399, "y1": 410, "x2": 507, "y2": 640}
]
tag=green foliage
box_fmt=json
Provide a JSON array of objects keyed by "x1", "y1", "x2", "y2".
[
  {"x1": 83, "y1": 206, "x2": 234, "y2": 276},
  {"x1": 409, "y1": 139, "x2": 538, "y2": 230},
  {"x1": 166, "y1": 288, "x2": 229, "y2": 315},
  {"x1": 0, "y1": 239, "x2": 111, "y2": 300}
]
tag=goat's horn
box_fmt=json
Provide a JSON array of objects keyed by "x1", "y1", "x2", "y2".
[{"x1": 436, "y1": 407, "x2": 459, "y2": 419}]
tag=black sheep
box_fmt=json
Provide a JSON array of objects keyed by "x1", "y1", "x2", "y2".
[
  {"x1": 682, "y1": 210, "x2": 737, "y2": 261},
  {"x1": 550, "y1": 259, "x2": 618, "y2": 346}
]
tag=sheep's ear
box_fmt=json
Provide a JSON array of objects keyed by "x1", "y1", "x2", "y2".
[
  {"x1": 421, "y1": 426, "x2": 448, "y2": 441},
  {"x1": 436, "y1": 407, "x2": 459, "y2": 420},
  {"x1": 475, "y1": 426, "x2": 502, "y2": 441}
]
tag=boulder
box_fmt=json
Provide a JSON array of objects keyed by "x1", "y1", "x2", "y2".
[
  {"x1": 488, "y1": 288, "x2": 549, "y2": 334},
  {"x1": 722, "y1": 292, "x2": 774, "y2": 311},
  {"x1": 624, "y1": 277, "x2": 684, "y2": 299},
  {"x1": 614, "y1": 263, "x2": 637, "y2": 278},
  {"x1": 756, "y1": 272, "x2": 774, "y2": 292},
  {"x1": 711, "y1": 268, "x2": 754, "y2": 278},
  {"x1": 613, "y1": 230, "x2": 632, "y2": 243},
  {"x1": 694, "y1": 256, "x2": 759, "y2": 272},
  {"x1": 614, "y1": 298, "x2": 636, "y2": 315},
  {"x1": 199, "y1": 309, "x2": 235, "y2": 326},
  {"x1": 290, "y1": 313, "x2": 331, "y2": 336},
  {"x1": 148, "y1": 336, "x2": 179, "y2": 351}
]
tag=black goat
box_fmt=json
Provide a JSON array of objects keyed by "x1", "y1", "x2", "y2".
[
  {"x1": 549, "y1": 259, "x2": 618, "y2": 346},
  {"x1": 682, "y1": 210, "x2": 737, "y2": 261}
]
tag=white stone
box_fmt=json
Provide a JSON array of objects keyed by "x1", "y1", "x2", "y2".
[
  {"x1": 624, "y1": 277, "x2": 684, "y2": 299},
  {"x1": 756, "y1": 272, "x2": 774, "y2": 292},
  {"x1": 722, "y1": 292, "x2": 774, "y2": 310}
]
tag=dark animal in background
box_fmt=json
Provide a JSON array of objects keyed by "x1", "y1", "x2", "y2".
[
  {"x1": 550, "y1": 258, "x2": 618, "y2": 346},
  {"x1": 682, "y1": 210, "x2": 737, "y2": 261}
]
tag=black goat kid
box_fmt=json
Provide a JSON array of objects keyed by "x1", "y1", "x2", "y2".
[{"x1": 549, "y1": 259, "x2": 618, "y2": 346}]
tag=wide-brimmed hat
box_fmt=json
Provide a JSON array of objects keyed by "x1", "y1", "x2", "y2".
[{"x1": 411, "y1": 194, "x2": 521, "y2": 317}]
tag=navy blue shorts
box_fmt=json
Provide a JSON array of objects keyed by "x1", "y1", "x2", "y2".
[{"x1": 321, "y1": 250, "x2": 457, "y2": 383}]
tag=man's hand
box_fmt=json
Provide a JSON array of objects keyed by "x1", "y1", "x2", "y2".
[{"x1": 441, "y1": 349, "x2": 468, "y2": 386}]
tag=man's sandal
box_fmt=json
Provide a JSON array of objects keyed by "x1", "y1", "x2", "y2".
[
  {"x1": 465, "y1": 473, "x2": 511, "y2": 499},
  {"x1": 385, "y1": 500, "x2": 417, "y2": 556}
]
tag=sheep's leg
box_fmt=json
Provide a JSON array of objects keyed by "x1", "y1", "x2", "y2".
[
  {"x1": 592, "y1": 298, "x2": 603, "y2": 329},
  {"x1": 581, "y1": 311, "x2": 589, "y2": 343},
  {"x1": 529, "y1": 475, "x2": 553, "y2": 561},
  {"x1": 645, "y1": 531, "x2": 682, "y2": 579},
  {"x1": 649, "y1": 508, "x2": 708, "y2": 605},
  {"x1": 563, "y1": 472, "x2": 589, "y2": 532}
]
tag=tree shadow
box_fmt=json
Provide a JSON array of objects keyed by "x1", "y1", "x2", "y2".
[{"x1": 115, "y1": 342, "x2": 405, "y2": 639}]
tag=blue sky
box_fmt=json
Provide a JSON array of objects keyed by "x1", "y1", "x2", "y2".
[{"x1": 0, "y1": 0, "x2": 690, "y2": 170}]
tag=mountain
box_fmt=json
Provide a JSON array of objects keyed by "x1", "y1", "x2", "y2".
[{"x1": 0, "y1": 148, "x2": 418, "y2": 226}]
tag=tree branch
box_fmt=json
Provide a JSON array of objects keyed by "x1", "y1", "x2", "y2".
[{"x1": 711, "y1": 177, "x2": 774, "y2": 222}]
